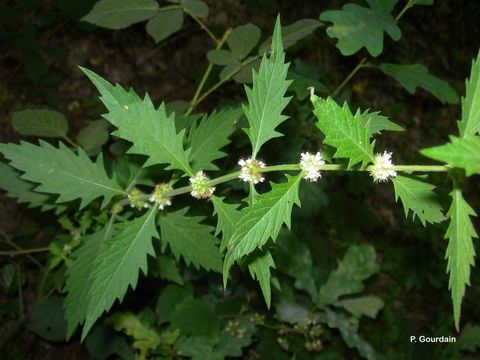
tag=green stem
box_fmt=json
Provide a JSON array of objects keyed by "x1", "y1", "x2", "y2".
[
  {"x1": 62, "y1": 135, "x2": 78, "y2": 148},
  {"x1": 184, "y1": 9, "x2": 218, "y2": 44},
  {"x1": 186, "y1": 28, "x2": 232, "y2": 115},
  {"x1": 191, "y1": 55, "x2": 262, "y2": 109},
  {"x1": 395, "y1": 0, "x2": 415, "y2": 22},
  {"x1": 128, "y1": 163, "x2": 450, "y2": 205}
]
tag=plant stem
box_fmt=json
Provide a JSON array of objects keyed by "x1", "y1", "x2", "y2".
[
  {"x1": 186, "y1": 28, "x2": 232, "y2": 115},
  {"x1": 395, "y1": 0, "x2": 415, "y2": 22},
  {"x1": 0, "y1": 247, "x2": 50, "y2": 256},
  {"x1": 184, "y1": 10, "x2": 218, "y2": 44},
  {"x1": 331, "y1": 58, "x2": 368, "y2": 97},
  {"x1": 62, "y1": 135, "x2": 78, "y2": 147},
  {"x1": 191, "y1": 55, "x2": 262, "y2": 109},
  {"x1": 129, "y1": 163, "x2": 449, "y2": 204}
]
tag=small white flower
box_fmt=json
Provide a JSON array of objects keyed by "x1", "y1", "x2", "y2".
[
  {"x1": 149, "y1": 183, "x2": 173, "y2": 210},
  {"x1": 189, "y1": 171, "x2": 215, "y2": 199},
  {"x1": 62, "y1": 244, "x2": 72, "y2": 254},
  {"x1": 299, "y1": 152, "x2": 325, "y2": 182},
  {"x1": 369, "y1": 151, "x2": 397, "y2": 183},
  {"x1": 238, "y1": 158, "x2": 266, "y2": 184}
]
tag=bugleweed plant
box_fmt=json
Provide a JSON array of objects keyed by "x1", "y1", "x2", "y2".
[{"x1": 1, "y1": 0, "x2": 479, "y2": 359}]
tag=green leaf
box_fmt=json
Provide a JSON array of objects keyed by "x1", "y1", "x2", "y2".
[
  {"x1": 156, "y1": 254, "x2": 183, "y2": 285},
  {"x1": 243, "y1": 16, "x2": 292, "y2": 158},
  {"x1": 156, "y1": 284, "x2": 193, "y2": 325},
  {"x1": 158, "y1": 208, "x2": 222, "y2": 272},
  {"x1": 379, "y1": 63, "x2": 458, "y2": 104},
  {"x1": 207, "y1": 49, "x2": 237, "y2": 65},
  {"x1": 223, "y1": 174, "x2": 302, "y2": 286},
  {"x1": 358, "y1": 109, "x2": 404, "y2": 136},
  {"x1": 0, "y1": 162, "x2": 59, "y2": 212},
  {"x1": 457, "y1": 323, "x2": 480, "y2": 352},
  {"x1": 421, "y1": 135, "x2": 480, "y2": 176},
  {"x1": 64, "y1": 230, "x2": 107, "y2": 338},
  {"x1": 188, "y1": 108, "x2": 242, "y2": 171},
  {"x1": 107, "y1": 312, "x2": 161, "y2": 358},
  {"x1": 76, "y1": 120, "x2": 110, "y2": 152},
  {"x1": 82, "y1": 209, "x2": 159, "y2": 339},
  {"x1": 81, "y1": 67, "x2": 193, "y2": 175},
  {"x1": 335, "y1": 295, "x2": 384, "y2": 319},
  {"x1": 28, "y1": 297, "x2": 67, "y2": 342},
  {"x1": 181, "y1": 0, "x2": 208, "y2": 18},
  {"x1": 247, "y1": 250, "x2": 276, "y2": 308},
  {"x1": 366, "y1": 0, "x2": 398, "y2": 14},
  {"x1": 275, "y1": 233, "x2": 317, "y2": 301},
  {"x1": 392, "y1": 174, "x2": 445, "y2": 226},
  {"x1": 459, "y1": 50, "x2": 480, "y2": 137},
  {"x1": 325, "y1": 309, "x2": 376, "y2": 360},
  {"x1": 211, "y1": 196, "x2": 241, "y2": 252},
  {"x1": 445, "y1": 188, "x2": 477, "y2": 330},
  {"x1": 170, "y1": 298, "x2": 220, "y2": 338},
  {"x1": 82, "y1": 0, "x2": 159, "y2": 30},
  {"x1": 227, "y1": 23, "x2": 261, "y2": 60},
  {"x1": 0, "y1": 141, "x2": 123, "y2": 209},
  {"x1": 312, "y1": 95, "x2": 375, "y2": 168},
  {"x1": 146, "y1": 8, "x2": 184, "y2": 43},
  {"x1": 11, "y1": 109, "x2": 68, "y2": 138},
  {"x1": 318, "y1": 244, "x2": 379, "y2": 305},
  {"x1": 320, "y1": 4, "x2": 401, "y2": 57},
  {"x1": 412, "y1": 0, "x2": 434, "y2": 5},
  {"x1": 258, "y1": 18, "x2": 322, "y2": 54}
]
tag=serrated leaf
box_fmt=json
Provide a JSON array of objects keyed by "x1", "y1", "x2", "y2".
[
  {"x1": 82, "y1": 209, "x2": 159, "y2": 339},
  {"x1": 223, "y1": 174, "x2": 302, "y2": 286},
  {"x1": 380, "y1": 63, "x2": 458, "y2": 104},
  {"x1": 156, "y1": 284, "x2": 194, "y2": 325},
  {"x1": 445, "y1": 188, "x2": 477, "y2": 330},
  {"x1": 243, "y1": 16, "x2": 292, "y2": 158},
  {"x1": 0, "y1": 162, "x2": 60, "y2": 212},
  {"x1": 11, "y1": 109, "x2": 68, "y2": 138},
  {"x1": 188, "y1": 108, "x2": 242, "y2": 171},
  {"x1": 158, "y1": 208, "x2": 222, "y2": 272},
  {"x1": 320, "y1": 4, "x2": 401, "y2": 57},
  {"x1": 211, "y1": 196, "x2": 241, "y2": 252},
  {"x1": 227, "y1": 23, "x2": 261, "y2": 60},
  {"x1": 64, "y1": 230, "x2": 107, "y2": 338},
  {"x1": 457, "y1": 323, "x2": 480, "y2": 352},
  {"x1": 326, "y1": 309, "x2": 376, "y2": 360},
  {"x1": 312, "y1": 95, "x2": 375, "y2": 168},
  {"x1": 335, "y1": 295, "x2": 384, "y2": 319},
  {"x1": 358, "y1": 109, "x2": 404, "y2": 136},
  {"x1": 0, "y1": 141, "x2": 123, "y2": 209},
  {"x1": 82, "y1": 0, "x2": 159, "y2": 30},
  {"x1": 81, "y1": 67, "x2": 193, "y2": 175},
  {"x1": 247, "y1": 250, "x2": 276, "y2": 308},
  {"x1": 258, "y1": 18, "x2": 322, "y2": 54},
  {"x1": 207, "y1": 49, "x2": 237, "y2": 65},
  {"x1": 459, "y1": 50, "x2": 480, "y2": 137},
  {"x1": 156, "y1": 254, "x2": 183, "y2": 285},
  {"x1": 421, "y1": 135, "x2": 480, "y2": 176},
  {"x1": 318, "y1": 244, "x2": 379, "y2": 306},
  {"x1": 76, "y1": 120, "x2": 110, "y2": 152},
  {"x1": 146, "y1": 8, "x2": 184, "y2": 43},
  {"x1": 181, "y1": 0, "x2": 208, "y2": 18},
  {"x1": 392, "y1": 174, "x2": 445, "y2": 226}
]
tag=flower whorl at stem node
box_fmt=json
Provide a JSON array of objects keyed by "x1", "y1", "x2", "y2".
[
  {"x1": 238, "y1": 158, "x2": 266, "y2": 184},
  {"x1": 369, "y1": 151, "x2": 397, "y2": 183},
  {"x1": 299, "y1": 152, "x2": 325, "y2": 182},
  {"x1": 149, "y1": 183, "x2": 172, "y2": 210},
  {"x1": 189, "y1": 171, "x2": 215, "y2": 199},
  {"x1": 127, "y1": 188, "x2": 149, "y2": 209}
]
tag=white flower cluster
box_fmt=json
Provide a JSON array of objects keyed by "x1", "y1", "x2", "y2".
[
  {"x1": 189, "y1": 171, "x2": 215, "y2": 199},
  {"x1": 299, "y1": 152, "x2": 325, "y2": 182},
  {"x1": 369, "y1": 151, "x2": 397, "y2": 183},
  {"x1": 148, "y1": 183, "x2": 173, "y2": 210},
  {"x1": 238, "y1": 158, "x2": 266, "y2": 184}
]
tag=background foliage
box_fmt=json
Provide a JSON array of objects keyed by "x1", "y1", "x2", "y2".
[{"x1": 0, "y1": 0, "x2": 480, "y2": 359}]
